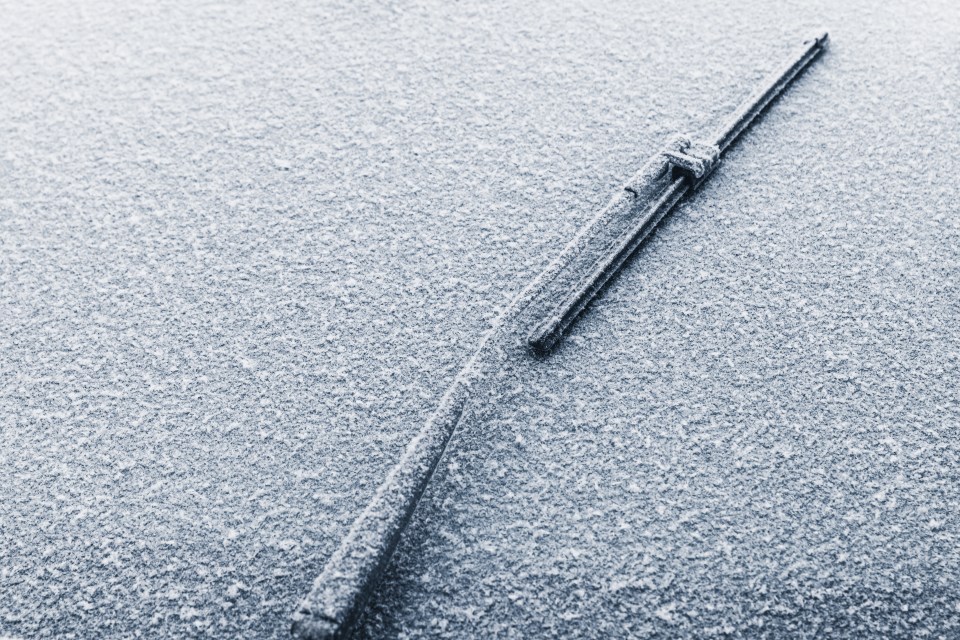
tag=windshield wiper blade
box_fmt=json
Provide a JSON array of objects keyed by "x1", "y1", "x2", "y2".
[
  {"x1": 529, "y1": 31, "x2": 829, "y2": 354},
  {"x1": 291, "y1": 32, "x2": 829, "y2": 640}
]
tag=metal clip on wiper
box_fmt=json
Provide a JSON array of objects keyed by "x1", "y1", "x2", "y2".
[
  {"x1": 529, "y1": 31, "x2": 829, "y2": 353},
  {"x1": 291, "y1": 31, "x2": 829, "y2": 640}
]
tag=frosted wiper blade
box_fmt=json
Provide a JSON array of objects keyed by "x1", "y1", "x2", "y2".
[
  {"x1": 290, "y1": 32, "x2": 829, "y2": 640},
  {"x1": 528, "y1": 31, "x2": 829, "y2": 354}
]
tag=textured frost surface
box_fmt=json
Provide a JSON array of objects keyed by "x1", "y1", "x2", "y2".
[
  {"x1": 1, "y1": 0, "x2": 959, "y2": 638},
  {"x1": 358, "y1": 3, "x2": 960, "y2": 640}
]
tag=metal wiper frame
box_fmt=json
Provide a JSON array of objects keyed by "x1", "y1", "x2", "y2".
[
  {"x1": 529, "y1": 31, "x2": 830, "y2": 353},
  {"x1": 292, "y1": 31, "x2": 830, "y2": 640}
]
